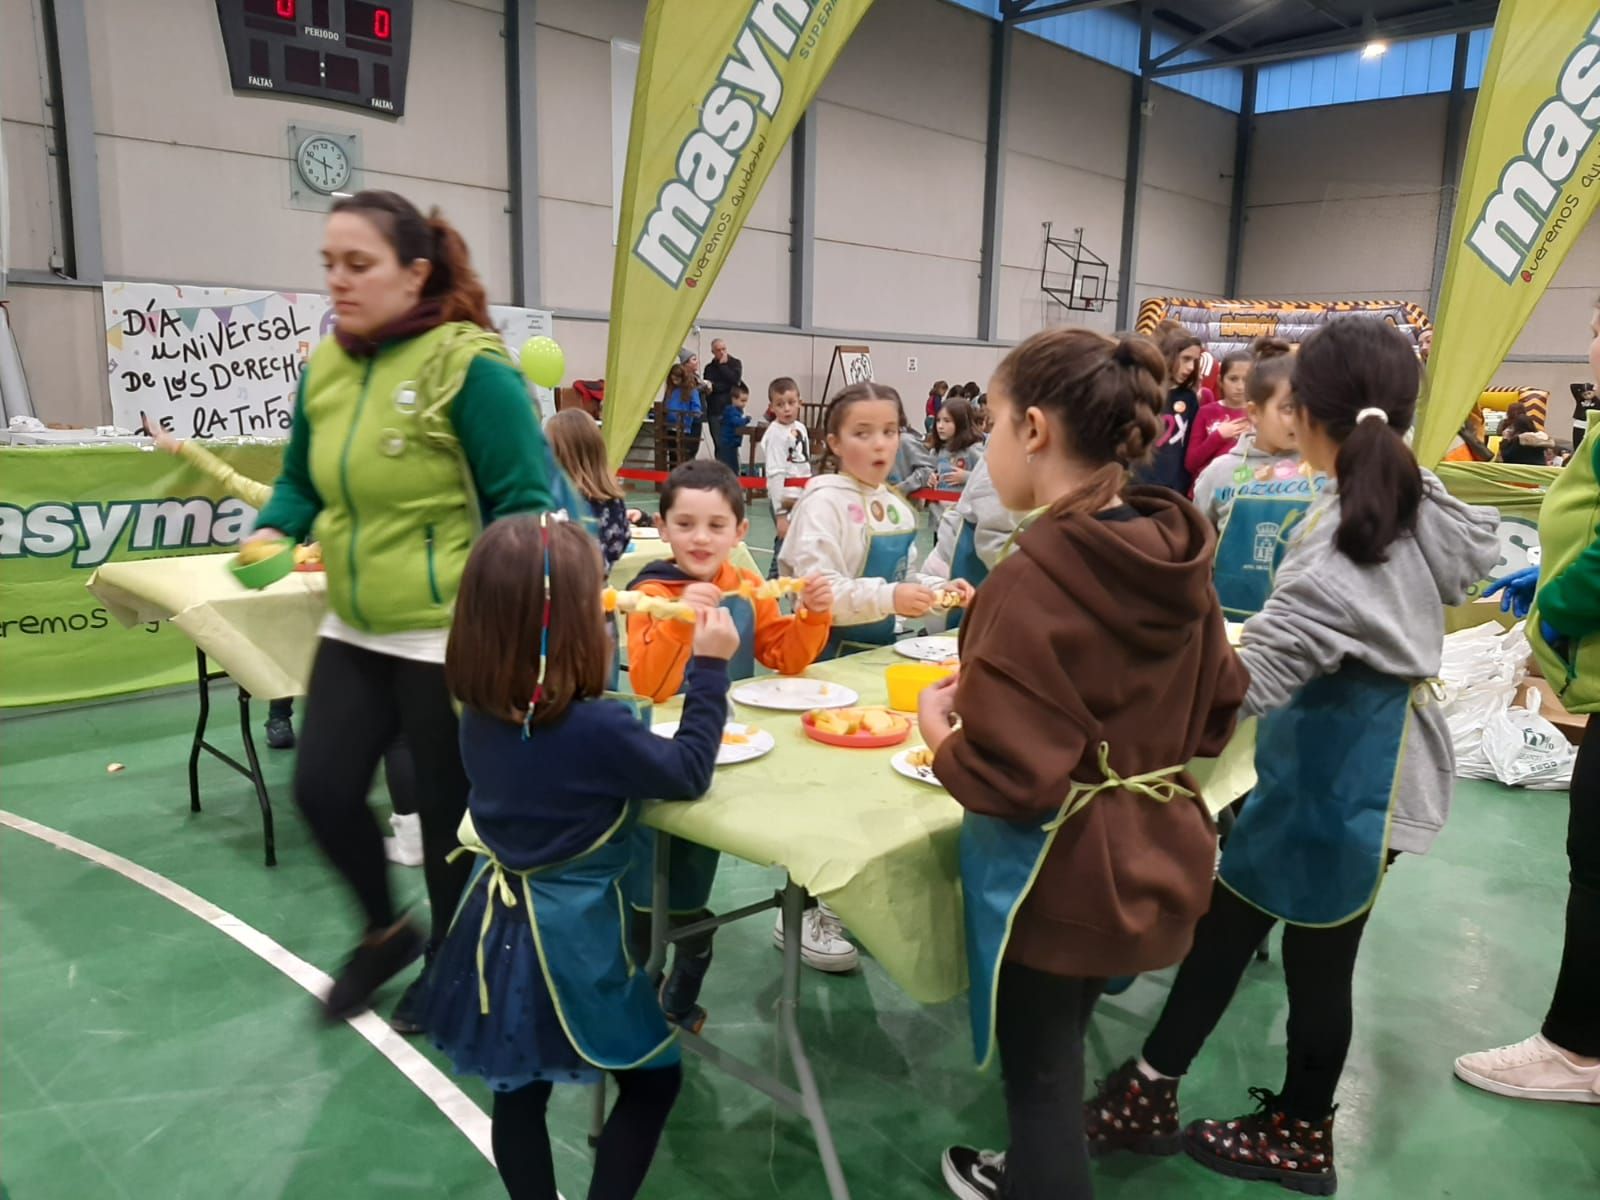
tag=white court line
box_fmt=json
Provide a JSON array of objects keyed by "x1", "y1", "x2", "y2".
[{"x1": 0, "y1": 809, "x2": 497, "y2": 1165}]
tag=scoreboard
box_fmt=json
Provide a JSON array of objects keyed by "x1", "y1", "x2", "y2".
[{"x1": 215, "y1": 0, "x2": 413, "y2": 116}]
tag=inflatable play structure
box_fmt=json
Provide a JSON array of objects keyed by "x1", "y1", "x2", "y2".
[{"x1": 1134, "y1": 297, "x2": 1550, "y2": 434}]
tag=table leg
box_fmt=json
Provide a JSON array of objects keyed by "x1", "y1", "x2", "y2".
[
  {"x1": 779, "y1": 881, "x2": 851, "y2": 1200},
  {"x1": 188, "y1": 648, "x2": 209, "y2": 814},
  {"x1": 235, "y1": 688, "x2": 277, "y2": 868}
]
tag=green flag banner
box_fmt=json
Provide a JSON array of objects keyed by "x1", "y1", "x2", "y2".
[
  {"x1": 1418, "y1": 2, "x2": 1600, "y2": 466},
  {"x1": 603, "y1": 0, "x2": 876, "y2": 467},
  {"x1": 0, "y1": 442, "x2": 283, "y2": 707}
]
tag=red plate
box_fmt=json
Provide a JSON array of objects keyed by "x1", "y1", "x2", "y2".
[
  {"x1": 801, "y1": 709, "x2": 912, "y2": 749},
  {"x1": 293, "y1": 561, "x2": 326, "y2": 573}
]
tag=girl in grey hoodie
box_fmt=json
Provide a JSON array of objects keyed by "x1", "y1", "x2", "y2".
[{"x1": 1085, "y1": 317, "x2": 1500, "y2": 1197}]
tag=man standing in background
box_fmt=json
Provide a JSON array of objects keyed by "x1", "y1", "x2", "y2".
[{"x1": 703, "y1": 338, "x2": 743, "y2": 456}]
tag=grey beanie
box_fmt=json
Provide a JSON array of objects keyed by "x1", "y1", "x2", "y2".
[{"x1": 677, "y1": 348, "x2": 693, "y2": 364}]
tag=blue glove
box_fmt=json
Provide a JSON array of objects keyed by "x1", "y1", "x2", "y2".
[{"x1": 1482, "y1": 566, "x2": 1539, "y2": 619}]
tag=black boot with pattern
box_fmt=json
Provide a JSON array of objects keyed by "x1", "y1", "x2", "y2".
[
  {"x1": 1083, "y1": 1059, "x2": 1182, "y2": 1158},
  {"x1": 1183, "y1": 1088, "x2": 1338, "y2": 1196}
]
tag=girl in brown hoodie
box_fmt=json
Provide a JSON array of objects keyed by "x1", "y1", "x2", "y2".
[{"x1": 921, "y1": 329, "x2": 1249, "y2": 1200}]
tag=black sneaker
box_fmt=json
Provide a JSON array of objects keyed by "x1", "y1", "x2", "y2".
[
  {"x1": 323, "y1": 919, "x2": 424, "y2": 1024},
  {"x1": 388, "y1": 953, "x2": 432, "y2": 1036},
  {"x1": 940, "y1": 1146, "x2": 1004, "y2": 1200},
  {"x1": 265, "y1": 715, "x2": 296, "y2": 750},
  {"x1": 659, "y1": 950, "x2": 713, "y2": 1032}
]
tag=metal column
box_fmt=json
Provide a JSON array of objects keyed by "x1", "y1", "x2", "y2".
[
  {"x1": 45, "y1": 0, "x2": 103, "y2": 281},
  {"x1": 1114, "y1": 0, "x2": 1152, "y2": 330},
  {"x1": 505, "y1": 0, "x2": 540, "y2": 307},
  {"x1": 1224, "y1": 67, "x2": 1257, "y2": 299},
  {"x1": 789, "y1": 110, "x2": 817, "y2": 330},
  {"x1": 1428, "y1": 33, "x2": 1471, "y2": 318},
  {"x1": 977, "y1": 21, "x2": 1012, "y2": 342}
]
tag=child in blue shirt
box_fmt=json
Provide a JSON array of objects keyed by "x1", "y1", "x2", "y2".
[{"x1": 716, "y1": 382, "x2": 753, "y2": 474}]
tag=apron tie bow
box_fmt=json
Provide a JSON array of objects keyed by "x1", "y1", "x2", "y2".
[{"x1": 1043, "y1": 742, "x2": 1194, "y2": 831}]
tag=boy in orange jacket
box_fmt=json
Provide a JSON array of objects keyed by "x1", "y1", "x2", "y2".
[
  {"x1": 627, "y1": 460, "x2": 833, "y2": 701},
  {"x1": 624, "y1": 461, "x2": 836, "y2": 1028}
]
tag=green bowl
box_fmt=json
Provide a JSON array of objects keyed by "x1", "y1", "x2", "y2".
[{"x1": 230, "y1": 540, "x2": 296, "y2": 590}]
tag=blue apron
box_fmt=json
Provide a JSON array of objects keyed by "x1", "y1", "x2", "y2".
[
  {"x1": 820, "y1": 526, "x2": 916, "y2": 659},
  {"x1": 961, "y1": 744, "x2": 1193, "y2": 1068},
  {"x1": 943, "y1": 521, "x2": 989, "y2": 631},
  {"x1": 1217, "y1": 663, "x2": 1414, "y2": 927},
  {"x1": 624, "y1": 592, "x2": 756, "y2": 913},
  {"x1": 1213, "y1": 492, "x2": 1309, "y2": 620},
  {"x1": 451, "y1": 814, "x2": 680, "y2": 1072}
]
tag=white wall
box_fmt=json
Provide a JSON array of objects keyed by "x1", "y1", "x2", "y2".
[
  {"x1": 1237, "y1": 92, "x2": 1599, "y2": 434},
  {"x1": 5, "y1": 0, "x2": 1238, "y2": 427}
]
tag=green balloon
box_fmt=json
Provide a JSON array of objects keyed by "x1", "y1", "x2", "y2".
[{"x1": 520, "y1": 336, "x2": 565, "y2": 389}]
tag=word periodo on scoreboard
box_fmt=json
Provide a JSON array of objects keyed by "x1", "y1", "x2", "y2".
[{"x1": 214, "y1": 0, "x2": 413, "y2": 116}]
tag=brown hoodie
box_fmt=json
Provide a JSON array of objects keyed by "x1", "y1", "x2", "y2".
[{"x1": 933, "y1": 487, "x2": 1249, "y2": 978}]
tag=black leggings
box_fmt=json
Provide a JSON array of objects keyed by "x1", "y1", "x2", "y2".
[
  {"x1": 492, "y1": 1066, "x2": 682, "y2": 1200},
  {"x1": 995, "y1": 962, "x2": 1102, "y2": 1200},
  {"x1": 1143, "y1": 877, "x2": 1380, "y2": 1118},
  {"x1": 293, "y1": 638, "x2": 470, "y2": 946},
  {"x1": 267, "y1": 699, "x2": 416, "y2": 815},
  {"x1": 1545, "y1": 720, "x2": 1600, "y2": 1056}
]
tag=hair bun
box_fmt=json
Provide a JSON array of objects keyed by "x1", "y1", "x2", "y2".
[{"x1": 1252, "y1": 336, "x2": 1292, "y2": 362}]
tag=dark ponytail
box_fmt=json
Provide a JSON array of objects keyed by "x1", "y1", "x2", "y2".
[
  {"x1": 330, "y1": 190, "x2": 493, "y2": 329},
  {"x1": 1292, "y1": 317, "x2": 1423, "y2": 565}
]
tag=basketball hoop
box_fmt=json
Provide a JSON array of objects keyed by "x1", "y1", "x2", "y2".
[{"x1": 1040, "y1": 222, "x2": 1108, "y2": 314}]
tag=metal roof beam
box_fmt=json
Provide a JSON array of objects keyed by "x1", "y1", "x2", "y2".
[
  {"x1": 1004, "y1": 0, "x2": 1135, "y2": 25},
  {"x1": 1148, "y1": 0, "x2": 1286, "y2": 69},
  {"x1": 1148, "y1": 0, "x2": 1497, "y2": 76}
]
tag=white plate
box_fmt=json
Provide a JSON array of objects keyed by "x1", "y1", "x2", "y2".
[
  {"x1": 891, "y1": 748, "x2": 944, "y2": 788},
  {"x1": 894, "y1": 636, "x2": 960, "y2": 663},
  {"x1": 652, "y1": 721, "x2": 774, "y2": 766},
  {"x1": 629, "y1": 527, "x2": 661, "y2": 541},
  {"x1": 730, "y1": 677, "x2": 858, "y2": 711}
]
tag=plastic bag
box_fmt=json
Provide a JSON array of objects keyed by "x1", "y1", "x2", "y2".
[
  {"x1": 1440, "y1": 622, "x2": 1533, "y2": 778},
  {"x1": 1480, "y1": 689, "x2": 1574, "y2": 789}
]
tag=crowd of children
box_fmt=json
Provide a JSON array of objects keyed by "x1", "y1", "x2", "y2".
[{"x1": 283, "y1": 306, "x2": 1543, "y2": 1200}]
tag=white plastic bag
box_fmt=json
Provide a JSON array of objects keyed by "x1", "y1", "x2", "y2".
[
  {"x1": 1481, "y1": 691, "x2": 1574, "y2": 788},
  {"x1": 1440, "y1": 621, "x2": 1533, "y2": 778}
]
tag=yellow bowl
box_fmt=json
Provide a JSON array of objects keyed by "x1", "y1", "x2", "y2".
[{"x1": 885, "y1": 662, "x2": 955, "y2": 713}]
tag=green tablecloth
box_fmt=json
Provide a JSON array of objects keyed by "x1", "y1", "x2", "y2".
[{"x1": 644, "y1": 644, "x2": 1258, "y2": 1005}]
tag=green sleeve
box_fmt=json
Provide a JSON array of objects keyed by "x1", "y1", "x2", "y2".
[
  {"x1": 254, "y1": 376, "x2": 322, "y2": 539},
  {"x1": 1539, "y1": 436, "x2": 1600, "y2": 637},
  {"x1": 452, "y1": 355, "x2": 554, "y2": 521}
]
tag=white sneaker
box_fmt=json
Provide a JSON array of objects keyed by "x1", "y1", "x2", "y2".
[
  {"x1": 1454, "y1": 1033, "x2": 1600, "y2": 1104},
  {"x1": 384, "y1": 812, "x2": 424, "y2": 868},
  {"x1": 773, "y1": 902, "x2": 859, "y2": 973}
]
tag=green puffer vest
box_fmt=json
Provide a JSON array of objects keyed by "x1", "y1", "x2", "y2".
[
  {"x1": 303, "y1": 322, "x2": 509, "y2": 633},
  {"x1": 1531, "y1": 418, "x2": 1600, "y2": 712}
]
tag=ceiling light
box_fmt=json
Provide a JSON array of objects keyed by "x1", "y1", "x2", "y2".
[{"x1": 1362, "y1": 39, "x2": 1389, "y2": 59}]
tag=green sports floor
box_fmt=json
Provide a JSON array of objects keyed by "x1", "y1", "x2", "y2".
[{"x1": 4, "y1": 512, "x2": 1598, "y2": 1199}]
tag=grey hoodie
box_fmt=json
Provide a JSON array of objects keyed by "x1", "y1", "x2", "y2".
[
  {"x1": 1239, "y1": 471, "x2": 1500, "y2": 854},
  {"x1": 929, "y1": 456, "x2": 1018, "y2": 576},
  {"x1": 1192, "y1": 436, "x2": 1316, "y2": 528}
]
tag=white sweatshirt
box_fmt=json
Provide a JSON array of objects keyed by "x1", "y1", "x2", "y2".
[
  {"x1": 778, "y1": 474, "x2": 944, "y2": 626},
  {"x1": 762, "y1": 420, "x2": 813, "y2": 517}
]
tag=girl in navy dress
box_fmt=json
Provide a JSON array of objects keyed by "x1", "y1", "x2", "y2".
[{"x1": 421, "y1": 514, "x2": 739, "y2": 1199}]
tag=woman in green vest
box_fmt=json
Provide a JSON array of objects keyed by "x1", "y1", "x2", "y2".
[
  {"x1": 1459, "y1": 299, "x2": 1600, "y2": 1105},
  {"x1": 250, "y1": 191, "x2": 553, "y2": 1026}
]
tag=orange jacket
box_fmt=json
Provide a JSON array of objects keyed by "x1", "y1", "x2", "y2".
[{"x1": 627, "y1": 560, "x2": 831, "y2": 702}]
